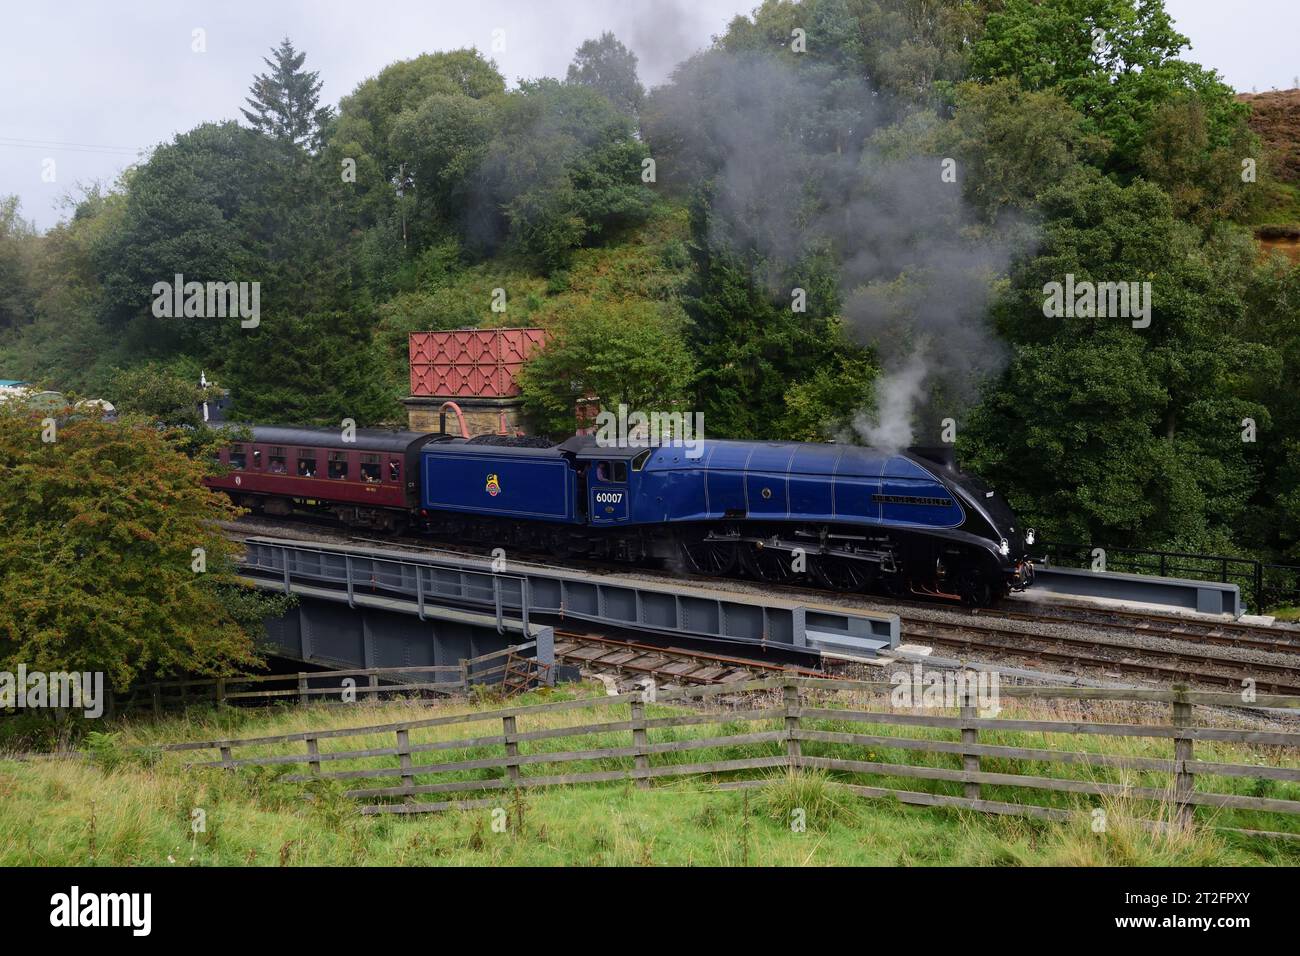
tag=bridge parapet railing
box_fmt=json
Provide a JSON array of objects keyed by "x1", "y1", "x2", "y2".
[{"x1": 1041, "y1": 541, "x2": 1300, "y2": 612}]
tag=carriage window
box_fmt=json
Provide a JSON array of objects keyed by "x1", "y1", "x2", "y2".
[
  {"x1": 252, "y1": 448, "x2": 263, "y2": 469},
  {"x1": 389, "y1": 460, "x2": 400, "y2": 482},
  {"x1": 360, "y1": 454, "x2": 381, "y2": 483},
  {"x1": 228, "y1": 445, "x2": 246, "y2": 470},
  {"x1": 269, "y1": 446, "x2": 287, "y2": 474},
  {"x1": 328, "y1": 450, "x2": 349, "y2": 480},
  {"x1": 297, "y1": 450, "x2": 317, "y2": 478}
]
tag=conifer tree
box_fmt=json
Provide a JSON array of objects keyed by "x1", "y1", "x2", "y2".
[{"x1": 241, "y1": 37, "x2": 333, "y2": 151}]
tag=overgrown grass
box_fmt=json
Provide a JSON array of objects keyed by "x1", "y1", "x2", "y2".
[{"x1": 2, "y1": 683, "x2": 1298, "y2": 866}]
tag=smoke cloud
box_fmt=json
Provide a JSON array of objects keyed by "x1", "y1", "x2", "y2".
[{"x1": 646, "y1": 51, "x2": 1022, "y2": 451}]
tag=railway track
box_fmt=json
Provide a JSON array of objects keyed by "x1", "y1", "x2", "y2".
[
  {"x1": 900, "y1": 617, "x2": 1300, "y2": 695},
  {"x1": 987, "y1": 602, "x2": 1300, "y2": 655},
  {"x1": 552, "y1": 632, "x2": 821, "y2": 686}
]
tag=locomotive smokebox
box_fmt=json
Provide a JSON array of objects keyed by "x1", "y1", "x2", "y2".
[{"x1": 908, "y1": 445, "x2": 957, "y2": 471}]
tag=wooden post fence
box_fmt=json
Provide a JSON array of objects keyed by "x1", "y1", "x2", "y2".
[
  {"x1": 502, "y1": 715, "x2": 522, "y2": 784},
  {"x1": 960, "y1": 680, "x2": 981, "y2": 801},
  {"x1": 630, "y1": 699, "x2": 649, "y2": 789},
  {"x1": 1172, "y1": 685, "x2": 1195, "y2": 826},
  {"x1": 141, "y1": 676, "x2": 1300, "y2": 839},
  {"x1": 306, "y1": 737, "x2": 321, "y2": 776},
  {"x1": 109, "y1": 644, "x2": 538, "y2": 716},
  {"x1": 783, "y1": 677, "x2": 802, "y2": 764},
  {"x1": 396, "y1": 730, "x2": 414, "y2": 792}
]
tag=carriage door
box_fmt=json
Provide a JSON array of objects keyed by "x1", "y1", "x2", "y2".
[{"x1": 589, "y1": 460, "x2": 630, "y2": 524}]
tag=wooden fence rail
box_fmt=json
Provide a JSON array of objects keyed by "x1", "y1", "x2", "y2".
[
  {"x1": 150, "y1": 677, "x2": 1300, "y2": 838},
  {"x1": 112, "y1": 643, "x2": 538, "y2": 715}
]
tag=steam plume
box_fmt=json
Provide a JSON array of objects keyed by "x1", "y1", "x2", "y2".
[{"x1": 646, "y1": 51, "x2": 1021, "y2": 451}]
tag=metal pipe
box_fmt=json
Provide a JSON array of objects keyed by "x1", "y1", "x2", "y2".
[{"x1": 438, "y1": 401, "x2": 470, "y2": 439}]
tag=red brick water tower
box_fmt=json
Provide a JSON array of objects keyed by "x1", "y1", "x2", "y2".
[{"x1": 404, "y1": 328, "x2": 550, "y2": 436}]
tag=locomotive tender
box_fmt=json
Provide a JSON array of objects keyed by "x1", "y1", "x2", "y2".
[{"x1": 209, "y1": 426, "x2": 1034, "y2": 606}]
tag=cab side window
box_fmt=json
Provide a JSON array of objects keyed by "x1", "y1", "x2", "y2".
[{"x1": 596, "y1": 460, "x2": 627, "y2": 482}]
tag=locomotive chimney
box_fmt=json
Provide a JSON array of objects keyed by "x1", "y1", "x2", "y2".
[{"x1": 908, "y1": 445, "x2": 957, "y2": 471}]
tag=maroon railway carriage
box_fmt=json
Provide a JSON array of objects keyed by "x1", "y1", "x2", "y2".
[{"x1": 206, "y1": 425, "x2": 438, "y2": 531}]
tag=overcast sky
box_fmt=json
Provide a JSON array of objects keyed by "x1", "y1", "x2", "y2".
[{"x1": 2, "y1": 0, "x2": 1296, "y2": 231}]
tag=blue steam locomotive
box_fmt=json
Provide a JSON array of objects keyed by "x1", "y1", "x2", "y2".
[
  {"x1": 418, "y1": 433, "x2": 1034, "y2": 605},
  {"x1": 215, "y1": 427, "x2": 1035, "y2": 606}
]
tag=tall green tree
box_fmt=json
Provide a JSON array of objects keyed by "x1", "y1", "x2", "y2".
[
  {"x1": 717, "y1": 0, "x2": 1003, "y2": 104},
  {"x1": 0, "y1": 195, "x2": 38, "y2": 332},
  {"x1": 567, "y1": 32, "x2": 645, "y2": 118},
  {"x1": 518, "y1": 302, "x2": 696, "y2": 436},
  {"x1": 962, "y1": 170, "x2": 1271, "y2": 549},
  {"x1": 241, "y1": 37, "x2": 334, "y2": 151},
  {"x1": 472, "y1": 80, "x2": 653, "y2": 271},
  {"x1": 0, "y1": 406, "x2": 264, "y2": 689},
  {"x1": 222, "y1": 310, "x2": 398, "y2": 425},
  {"x1": 939, "y1": 78, "x2": 1104, "y2": 220},
  {"x1": 970, "y1": 0, "x2": 1249, "y2": 174}
]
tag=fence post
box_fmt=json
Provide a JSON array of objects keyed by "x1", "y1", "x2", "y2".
[
  {"x1": 219, "y1": 745, "x2": 233, "y2": 772},
  {"x1": 298, "y1": 673, "x2": 309, "y2": 707},
  {"x1": 368, "y1": 671, "x2": 378, "y2": 701},
  {"x1": 306, "y1": 737, "x2": 321, "y2": 776},
  {"x1": 960, "y1": 680, "x2": 981, "y2": 802},
  {"x1": 215, "y1": 678, "x2": 226, "y2": 710},
  {"x1": 630, "y1": 698, "x2": 650, "y2": 789},
  {"x1": 1171, "y1": 687, "x2": 1195, "y2": 827},
  {"x1": 502, "y1": 715, "x2": 521, "y2": 785},
  {"x1": 151, "y1": 683, "x2": 162, "y2": 719},
  {"x1": 459, "y1": 658, "x2": 470, "y2": 693},
  {"x1": 396, "y1": 729, "x2": 415, "y2": 793},
  {"x1": 783, "y1": 675, "x2": 802, "y2": 767}
]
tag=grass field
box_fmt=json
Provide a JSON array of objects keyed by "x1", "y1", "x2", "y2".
[{"x1": 2, "y1": 684, "x2": 1299, "y2": 867}]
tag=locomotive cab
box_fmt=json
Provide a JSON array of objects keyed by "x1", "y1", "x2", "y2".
[{"x1": 563, "y1": 441, "x2": 647, "y2": 525}]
